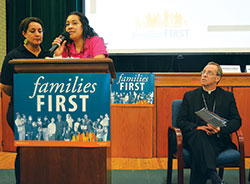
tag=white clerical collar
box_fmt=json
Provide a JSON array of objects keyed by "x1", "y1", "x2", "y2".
[{"x1": 202, "y1": 86, "x2": 216, "y2": 94}]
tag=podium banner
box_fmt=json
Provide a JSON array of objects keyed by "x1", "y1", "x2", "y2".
[
  {"x1": 111, "y1": 73, "x2": 155, "y2": 104},
  {"x1": 13, "y1": 73, "x2": 110, "y2": 147}
]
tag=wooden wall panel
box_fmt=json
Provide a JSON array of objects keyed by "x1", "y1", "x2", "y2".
[
  {"x1": 232, "y1": 87, "x2": 250, "y2": 156},
  {"x1": 155, "y1": 73, "x2": 250, "y2": 87},
  {"x1": 111, "y1": 104, "x2": 154, "y2": 158},
  {"x1": 156, "y1": 87, "x2": 196, "y2": 157}
]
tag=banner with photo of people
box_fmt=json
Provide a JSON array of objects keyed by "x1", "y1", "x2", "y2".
[
  {"x1": 111, "y1": 73, "x2": 155, "y2": 104},
  {"x1": 14, "y1": 73, "x2": 111, "y2": 147}
]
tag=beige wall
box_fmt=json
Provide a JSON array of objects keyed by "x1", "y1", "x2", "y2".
[{"x1": 0, "y1": 0, "x2": 6, "y2": 69}]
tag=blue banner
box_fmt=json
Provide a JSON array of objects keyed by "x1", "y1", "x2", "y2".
[
  {"x1": 14, "y1": 74, "x2": 110, "y2": 146},
  {"x1": 111, "y1": 73, "x2": 155, "y2": 104}
]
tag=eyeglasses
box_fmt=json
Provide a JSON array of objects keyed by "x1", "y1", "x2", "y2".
[{"x1": 201, "y1": 71, "x2": 216, "y2": 76}]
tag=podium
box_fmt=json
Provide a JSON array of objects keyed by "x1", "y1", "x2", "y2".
[{"x1": 9, "y1": 58, "x2": 116, "y2": 184}]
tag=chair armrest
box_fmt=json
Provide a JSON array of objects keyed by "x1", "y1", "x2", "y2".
[
  {"x1": 168, "y1": 126, "x2": 183, "y2": 160},
  {"x1": 234, "y1": 130, "x2": 245, "y2": 156}
]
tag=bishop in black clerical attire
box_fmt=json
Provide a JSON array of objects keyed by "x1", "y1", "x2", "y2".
[{"x1": 177, "y1": 62, "x2": 241, "y2": 184}]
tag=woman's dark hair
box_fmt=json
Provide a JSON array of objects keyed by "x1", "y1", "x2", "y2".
[
  {"x1": 19, "y1": 17, "x2": 44, "y2": 41},
  {"x1": 66, "y1": 11, "x2": 97, "y2": 39},
  {"x1": 64, "y1": 11, "x2": 98, "y2": 56}
]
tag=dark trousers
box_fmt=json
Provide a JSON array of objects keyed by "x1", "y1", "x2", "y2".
[
  {"x1": 184, "y1": 130, "x2": 227, "y2": 184},
  {"x1": 7, "y1": 102, "x2": 20, "y2": 184}
]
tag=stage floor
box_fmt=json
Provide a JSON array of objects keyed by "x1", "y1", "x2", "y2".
[
  {"x1": 0, "y1": 151, "x2": 250, "y2": 170},
  {"x1": 0, "y1": 151, "x2": 249, "y2": 184}
]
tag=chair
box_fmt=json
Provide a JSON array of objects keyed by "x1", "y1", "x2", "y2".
[{"x1": 167, "y1": 100, "x2": 246, "y2": 184}]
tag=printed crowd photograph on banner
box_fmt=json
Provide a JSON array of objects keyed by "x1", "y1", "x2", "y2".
[
  {"x1": 13, "y1": 73, "x2": 111, "y2": 147},
  {"x1": 111, "y1": 73, "x2": 155, "y2": 104}
]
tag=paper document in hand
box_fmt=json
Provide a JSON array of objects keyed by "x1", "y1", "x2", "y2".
[{"x1": 195, "y1": 107, "x2": 227, "y2": 127}]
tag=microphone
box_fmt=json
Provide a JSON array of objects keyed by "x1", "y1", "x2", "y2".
[{"x1": 49, "y1": 31, "x2": 70, "y2": 54}]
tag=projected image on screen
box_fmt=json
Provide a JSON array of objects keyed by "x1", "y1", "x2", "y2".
[{"x1": 85, "y1": 0, "x2": 250, "y2": 53}]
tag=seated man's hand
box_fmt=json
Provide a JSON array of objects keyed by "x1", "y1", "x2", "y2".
[
  {"x1": 195, "y1": 126, "x2": 212, "y2": 135},
  {"x1": 207, "y1": 124, "x2": 220, "y2": 134},
  {"x1": 195, "y1": 124, "x2": 220, "y2": 135}
]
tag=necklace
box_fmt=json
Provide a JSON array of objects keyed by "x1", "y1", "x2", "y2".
[{"x1": 202, "y1": 93, "x2": 216, "y2": 113}]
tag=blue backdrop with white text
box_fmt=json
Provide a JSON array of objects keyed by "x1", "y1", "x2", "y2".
[
  {"x1": 14, "y1": 73, "x2": 110, "y2": 143},
  {"x1": 111, "y1": 73, "x2": 155, "y2": 104}
]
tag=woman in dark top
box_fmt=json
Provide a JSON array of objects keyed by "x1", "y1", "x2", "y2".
[{"x1": 0, "y1": 17, "x2": 49, "y2": 184}]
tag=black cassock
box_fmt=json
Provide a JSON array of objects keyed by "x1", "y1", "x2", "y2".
[{"x1": 177, "y1": 87, "x2": 241, "y2": 184}]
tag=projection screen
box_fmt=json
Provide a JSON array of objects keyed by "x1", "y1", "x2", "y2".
[{"x1": 85, "y1": 0, "x2": 250, "y2": 54}]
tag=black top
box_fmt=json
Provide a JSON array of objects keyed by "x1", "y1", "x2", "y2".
[
  {"x1": 177, "y1": 87, "x2": 242, "y2": 140},
  {"x1": 1, "y1": 44, "x2": 49, "y2": 131},
  {"x1": 1, "y1": 44, "x2": 49, "y2": 85}
]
